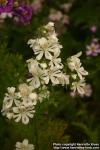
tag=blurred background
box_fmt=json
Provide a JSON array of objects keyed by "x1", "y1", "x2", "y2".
[{"x1": 0, "y1": 0, "x2": 100, "y2": 149}]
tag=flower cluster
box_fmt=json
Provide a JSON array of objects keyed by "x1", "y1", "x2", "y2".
[
  {"x1": 1, "y1": 22, "x2": 88, "y2": 125},
  {"x1": 1, "y1": 83, "x2": 49, "y2": 124},
  {"x1": 1, "y1": 22, "x2": 89, "y2": 149},
  {"x1": 27, "y1": 22, "x2": 69, "y2": 88},
  {"x1": 15, "y1": 139, "x2": 34, "y2": 150},
  {"x1": 0, "y1": 0, "x2": 33, "y2": 24},
  {"x1": 67, "y1": 52, "x2": 88, "y2": 95},
  {"x1": 86, "y1": 38, "x2": 100, "y2": 56}
]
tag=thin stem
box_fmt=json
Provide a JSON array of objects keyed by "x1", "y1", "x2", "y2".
[{"x1": 34, "y1": 115, "x2": 39, "y2": 150}]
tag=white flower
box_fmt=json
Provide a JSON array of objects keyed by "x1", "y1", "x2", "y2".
[
  {"x1": 29, "y1": 93, "x2": 38, "y2": 101},
  {"x1": 27, "y1": 36, "x2": 62, "y2": 60},
  {"x1": 67, "y1": 59, "x2": 81, "y2": 71},
  {"x1": 58, "y1": 73, "x2": 69, "y2": 86},
  {"x1": 71, "y1": 78, "x2": 86, "y2": 95},
  {"x1": 49, "y1": 53, "x2": 63, "y2": 69},
  {"x1": 44, "y1": 22, "x2": 55, "y2": 33},
  {"x1": 13, "y1": 101, "x2": 35, "y2": 124},
  {"x1": 67, "y1": 52, "x2": 88, "y2": 79},
  {"x1": 18, "y1": 83, "x2": 31, "y2": 97},
  {"x1": 1, "y1": 87, "x2": 16, "y2": 112},
  {"x1": 27, "y1": 59, "x2": 44, "y2": 88},
  {"x1": 43, "y1": 67, "x2": 62, "y2": 85},
  {"x1": 67, "y1": 52, "x2": 82, "y2": 71},
  {"x1": 18, "y1": 83, "x2": 38, "y2": 106},
  {"x1": 15, "y1": 139, "x2": 34, "y2": 150},
  {"x1": 76, "y1": 66, "x2": 88, "y2": 80}
]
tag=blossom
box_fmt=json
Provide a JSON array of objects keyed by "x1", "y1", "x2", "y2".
[
  {"x1": 13, "y1": 101, "x2": 35, "y2": 124},
  {"x1": 67, "y1": 52, "x2": 88, "y2": 79},
  {"x1": 86, "y1": 39, "x2": 100, "y2": 56},
  {"x1": 70, "y1": 84, "x2": 92, "y2": 97},
  {"x1": 18, "y1": 83, "x2": 38, "y2": 106},
  {"x1": 44, "y1": 22, "x2": 55, "y2": 36},
  {"x1": 67, "y1": 52, "x2": 82, "y2": 71},
  {"x1": 27, "y1": 37, "x2": 62, "y2": 60},
  {"x1": 49, "y1": 53, "x2": 63, "y2": 69},
  {"x1": 15, "y1": 139, "x2": 34, "y2": 150},
  {"x1": 13, "y1": 5, "x2": 32, "y2": 24},
  {"x1": 0, "y1": 0, "x2": 13, "y2": 13},
  {"x1": 1, "y1": 83, "x2": 38, "y2": 124},
  {"x1": 27, "y1": 58, "x2": 44, "y2": 88},
  {"x1": 71, "y1": 78, "x2": 86, "y2": 95},
  {"x1": 58, "y1": 73, "x2": 69, "y2": 86},
  {"x1": 43, "y1": 67, "x2": 62, "y2": 85},
  {"x1": 1, "y1": 87, "x2": 16, "y2": 113}
]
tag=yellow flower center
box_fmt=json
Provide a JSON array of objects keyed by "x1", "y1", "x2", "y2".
[{"x1": 0, "y1": 0, "x2": 7, "y2": 6}]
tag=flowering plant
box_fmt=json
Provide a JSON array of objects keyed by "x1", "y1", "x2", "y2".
[
  {"x1": 1, "y1": 22, "x2": 88, "y2": 124},
  {"x1": 1, "y1": 22, "x2": 89, "y2": 148}
]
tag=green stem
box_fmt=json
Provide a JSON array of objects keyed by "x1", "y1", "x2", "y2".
[{"x1": 34, "y1": 115, "x2": 39, "y2": 150}]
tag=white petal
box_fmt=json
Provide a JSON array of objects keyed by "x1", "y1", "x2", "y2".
[
  {"x1": 13, "y1": 107, "x2": 19, "y2": 113},
  {"x1": 16, "y1": 142, "x2": 22, "y2": 148},
  {"x1": 51, "y1": 76, "x2": 59, "y2": 84},
  {"x1": 77, "y1": 86, "x2": 85, "y2": 95},
  {"x1": 14, "y1": 115, "x2": 21, "y2": 122},
  {"x1": 23, "y1": 139, "x2": 29, "y2": 145},
  {"x1": 22, "y1": 115, "x2": 29, "y2": 124},
  {"x1": 36, "y1": 52, "x2": 43, "y2": 60},
  {"x1": 45, "y1": 51, "x2": 52, "y2": 60}
]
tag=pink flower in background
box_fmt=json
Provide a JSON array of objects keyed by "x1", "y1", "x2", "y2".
[
  {"x1": 48, "y1": 9, "x2": 63, "y2": 22},
  {"x1": 86, "y1": 39, "x2": 100, "y2": 56},
  {"x1": 90, "y1": 25, "x2": 97, "y2": 33},
  {"x1": 48, "y1": 9, "x2": 70, "y2": 35},
  {"x1": 48, "y1": 9, "x2": 70, "y2": 25},
  {"x1": 31, "y1": 0, "x2": 44, "y2": 14},
  {"x1": 0, "y1": 0, "x2": 13, "y2": 13}
]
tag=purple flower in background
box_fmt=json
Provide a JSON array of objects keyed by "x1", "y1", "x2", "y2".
[
  {"x1": 86, "y1": 39, "x2": 100, "y2": 56},
  {"x1": 13, "y1": 5, "x2": 32, "y2": 25},
  {"x1": 0, "y1": 0, "x2": 13, "y2": 13}
]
